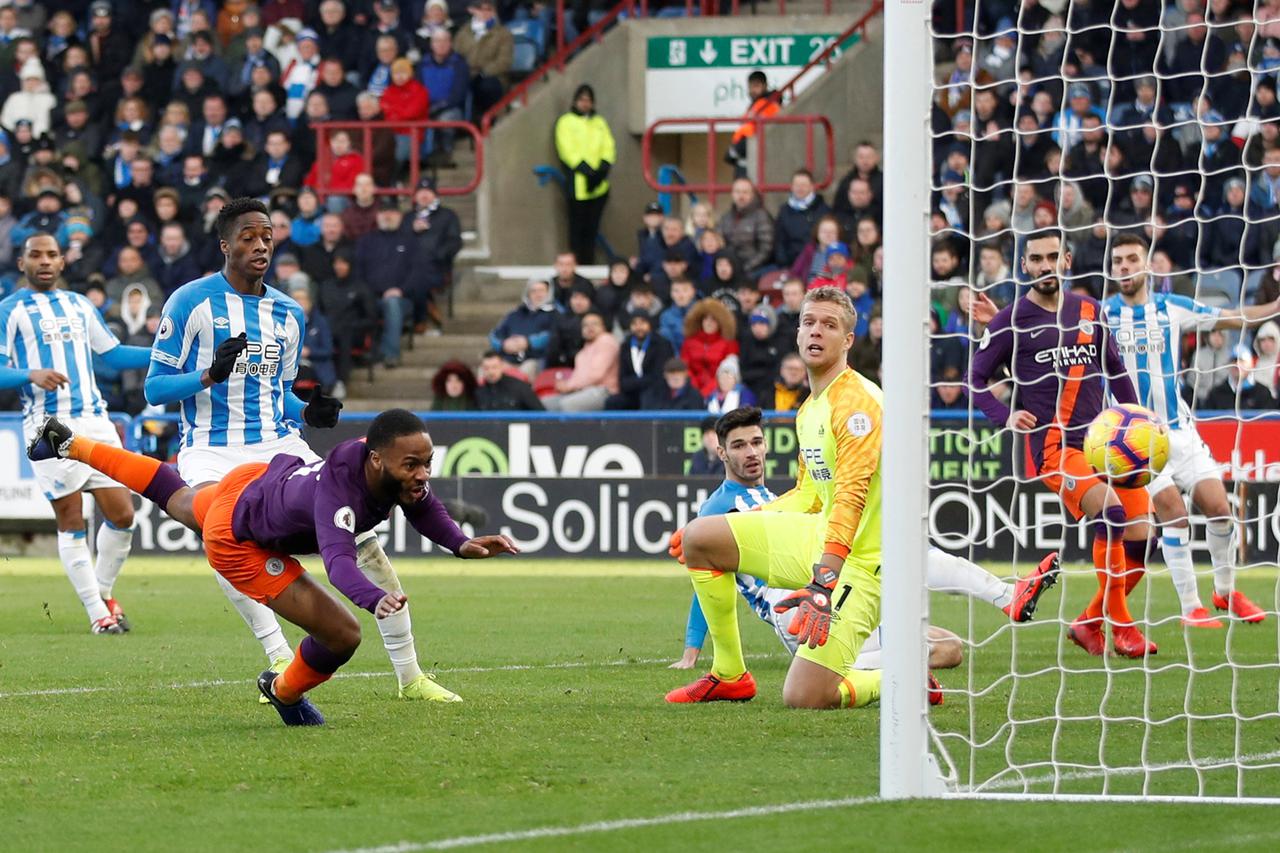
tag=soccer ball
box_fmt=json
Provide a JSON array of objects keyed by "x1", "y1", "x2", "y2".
[{"x1": 1083, "y1": 404, "x2": 1170, "y2": 488}]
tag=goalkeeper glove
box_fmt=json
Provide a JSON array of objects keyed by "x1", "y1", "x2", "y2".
[
  {"x1": 207, "y1": 333, "x2": 248, "y2": 384},
  {"x1": 667, "y1": 528, "x2": 685, "y2": 564},
  {"x1": 774, "y1": 563, "x2": 840, "y2": 648},
  {"x1": 303, "y1": 389, "x2": 343, "y2": 428}
]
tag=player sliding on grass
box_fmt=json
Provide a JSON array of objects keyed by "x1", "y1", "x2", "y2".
[
  {"x1": 668, "y1": 407, "x2": 1059, "y2": 695},
  {"x1": 147, "y1": 197, "x2": 456, "y2": 703},
  {"x1": 28, "y1": 408, "x2": 518, "y2": 726},
  {"x1": 665, "y1": 287, "x2": 886, "y2": 709},
  {"x1": 969, "y1": 229, "x2": 1156, "y2": 658},
  {"x1": 0, "y1": 234, "x2": 152, "y2": 634},
  {"x1": 1103, "y1": 232, "x2": 1275, "y2": 627}
]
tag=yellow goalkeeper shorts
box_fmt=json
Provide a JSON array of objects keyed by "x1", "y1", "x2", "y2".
[{"x1": 726, "y1": 511, "x2": 882, "y2": 677}]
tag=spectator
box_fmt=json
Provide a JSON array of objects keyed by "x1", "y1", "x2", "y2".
[
  {"x1": 641, "y1": 357, "x2": 705, "y2": 411},
  {"x1": 836, "y1": 177, "x2": 882, "y2": 236},
  {"x1": 183, "y1": 31, "x2": 232, "y2": 92},
  {"x1": 291, "y1": 187, "x2": 323, "y2": 246},
  {"x1": 291, "y1": 285, "x2": 337, "y2": 395},
  {"x1": 810, "y1": 243, "x2": 851, "y2": 290},
  {"x1": 353, "y1": 91, "x2": 398, "y2": 188},
  {"x1": 282, "y1": 29, "x2": 321, "y2": 121},
  {"x1": 85, "y1": 1, "x2": 132, "y2": 84},
  {"x1": 550, "y1": 250, "x2": 592, "y2": 308},
  {"x1": 367, "y1": 0, "x2": 413, "y2": 66},
  {"x1": 849, "y1": 311, "x2": 883, "y2": 384},
  {"x1": 555, "y1": 83, "x2": 615, "y2": 264},
  {"x1": 303, "y1": 129, "x2": 367, "y2": 202},
  {"x1": 693, "y1": 229, "x2": 726, "y2": 292},
  {"x1": 228, "y1": 28, "x2": 281, "y2": 103},
  {"x1": 105, "y1": 245, "x2": 163, "y2": 309},
  {"x1": 273, "y1": 252, "x2": 313, "y2": 299},
  {"x1": 476, "y1": 350, "x2": 545, "y2": 411},
  {"x1": 636, "y1": 200, "x2": 664, "y2": 262},
  {"x1": 381, "y1": 58, "x2": 430, "y2": 168},
  {"x1": 659, "y1": 277, "x2": 696, "y2": 349},
  {"x1": 316, "y1": 0, "x2": 364, "y2": 73},
  {"x1": 1192, "y1": 329, "x2": 1233, "y2": 406},
  {"x1": 705, "y1": 252, "x2": 746, "y2": 299},
  {"x1": 758, "y1": 352, "x2": 809, "y2": 411},
  {"x1": 208, "y1": 119, "x2": 253, "y2": 183},
  {"x1": 930, "y1": 365, "x2": 968, "y2": 410},
  {"x1": 341, "y1": 173, "x2": 379, "y2": 240},
  {"x1": 542, "y1": 312, "x2": 619, "y2": 412},
  {"x1": 774, "y1": 169, "x2": 830, "y2": 269},
  {"x1": 716, "y1": 177, "x2": 774, "y2": 278},
  {"x1": 317, "y1": 247, "x2": 379, "y2": 390},
  {"x1": 154, "y1": 222, "x2": 201, "y2": 297},
  {"x1": 363, "y1": 33, "x2": 403, "y2": 96},
  {"x1": 488, "y1": 278, "x2": 559, "y2": 378},
  {"x1": 685, "y1": 202, "x2": 713, "y2": 243},
  {"x1": 638, "y1": 215, "x2": 697, "y2": 297},
  {"x1": 1206, "y1": 346, "x2": 1277, "y2": 410},
  {"x1": 845, "y1": 271, "x2": 874, "y2": 338},
  {"x1": 789, "y1": 214, "x2": 843, "y2": 283},
  {"x1": 687, "y1": 415, "x2": 725, "y2": 476},
  {"x1": 545, "y1": 282, "x2": 594, "y2": 368},
  {"x1": 419, "y1": 29, "x2": 469, "y2": 165},
  {"x1": 849, "y1": 217, "x2": 881, "y2": 285},
  {"x1": 431, "y1": 360, "x2": 479, "y2": 411},
  {"x1": 681, "y1": 297, "x2": 738, "y2": 397},
  {"x1": 595, "y1": 259, "x2": 634, "y2": 331},
  {"x1": 833, "y1": 142, "x2": 883, "y2": 218},
  {"x1": 408, "y1": 176, "x2": 462, "y2": 332},
  {"x1": 313, "y1": 59, "x2": 358, "y2": 121},
  {"x1": 301, "y1": 212, "x2": 352, "y2": 287},
  {"x1": 706, "y1": 355, "x2": 757, "y2": 415},
  {"x1": 107, "y1": 218, "x2": 163, "y2": 279},
  {"x1": 774, "y1": 277, "x2": 804, "y2": 348},
  {"x1": 241, "y1": 130, "x2": 305, "y2": 199},
  {"x1": 354, "y1": 200, "x2": 420, "y2": 366},
  {"x1": 454, "y1": 0, "x2": 513, "y2": 118},
  {"x1": 2, "y1": 59, "x2": 55, "y2": 138},
  {"x1": 605, "y1": 309, "x2": 675, "y2": 410},
  {"x1": 738, "y1": 304, "x2": 782, "y2": 398},
  {"x1": 1253, "y1": 321, "x2": 1280, "y2": 397}
]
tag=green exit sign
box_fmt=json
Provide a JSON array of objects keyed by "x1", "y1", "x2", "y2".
[{"x1": 646, "y1": 33, "x2": 856, "y2": 69}]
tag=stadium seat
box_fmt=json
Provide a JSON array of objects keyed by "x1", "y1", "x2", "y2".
[
  {"x1": 757, "y1": 269, "x2": 787, "y2": 306},
  {"x1": 533, "y1": 367, "x2": 572, "y2": 398}
]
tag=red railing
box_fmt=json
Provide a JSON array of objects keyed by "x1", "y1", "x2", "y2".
[
  {"x1": 641, "y1": 114, "x2": 835, "y2": 206},
  {"x1": 777, "y1": 0, "x2": 883, "y2": 103},
  {"x1": 310, "y1": 120, "x2": 483, "y2": 200}
]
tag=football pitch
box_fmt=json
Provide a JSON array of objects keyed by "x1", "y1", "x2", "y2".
[{"x1": 3, "y1": 556, "x2": 1280, "y2": 852}]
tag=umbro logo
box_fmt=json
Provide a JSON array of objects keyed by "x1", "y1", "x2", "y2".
[
  {"x1": 274, "y1": 323, "x2": 288, "y2": 338},
  {"x1": 213, "y1": 317, "x2": 231, "y2": 329}
]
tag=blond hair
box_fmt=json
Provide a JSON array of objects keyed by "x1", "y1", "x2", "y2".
[{"x1": 802, "y1": 285, "x2": 857, "y2": 333}]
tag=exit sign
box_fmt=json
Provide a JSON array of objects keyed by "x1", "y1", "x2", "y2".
[{"x1": 646, "y1": 33, "x2": 850, "y2": 68}]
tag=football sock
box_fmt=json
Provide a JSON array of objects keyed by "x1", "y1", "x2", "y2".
[
  {"x1": 926, "y1": 548, "x2": 1013, "y2": 610},
  {"x1": 214, "y1": 572, "x2": 293, "y2": 663},
  {"x1": 1089, "y1": 505, "x2": 1132, "y2": 625},
  {"x1": 94, "y1": 521, "x2": 133, "y2": 601},
  {"x1": 688, "y1": 566, "x2": 745, "y2": 680},
  {"x1": 274, "y1": 636, "x2": 354, "y2": 704},
  {"x1": 67, "y1": 437, "x2": 187, "y2": 508},
  {"x1": 58, "y1": 529, "x2": 110, "y2": 623},
  {"x1": 1206, "y1": 518, "x2": 1236, "y2": 597},
  {"x1": 838, "y1": 670, "x2": 881, "y2": 708},
  {"x1": 353, "y1": 534, "x2": 423, "y2": 686},
  {"x1": 1122, "y1": 539, "x2": 1149, "y2": 596},
  {"x1": 1161, "y1": 525, "x2": 1201, "y2": 613}
]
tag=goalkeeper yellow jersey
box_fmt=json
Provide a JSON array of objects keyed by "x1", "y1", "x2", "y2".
[{"x1": 766, "y1": 366, "x2": 883, "y2": 566}]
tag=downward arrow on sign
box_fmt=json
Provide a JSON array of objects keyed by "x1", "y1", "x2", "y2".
[{"x1": 699, "y1": 40, "x2": 717, "y2": 64}]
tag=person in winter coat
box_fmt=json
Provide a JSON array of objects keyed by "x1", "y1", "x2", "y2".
[
  {"x1": 290, "y1": 285, "x2": 337, "y2": 394},
  {"x1": 659, "y1": 276, "x2": 697, "y2": 350},
  {"x1": 302, "y1": 129, "x2": 367, "y2": 204},
  {"x1": 758, "y1": 351, "x2": 810, "y2": 411},
  {"x1": 705, "y1": 355, "x2": 757, "y2": 414},
  {"x1": 789, "y1": 215, "x2": 844, "y2": 284},
  {"x1": 717, "y1": 177, "x2": 775, "y2": 278},
  {"x1": 542, "y1": 311, "x2": 620, "y2": 412},
  {"x1": 737, "y1": 304, "x2": 783, "y2": 398},
  {"x1": 545, "y1": 282, "x2": 594, "y2": 368},
  {"x1": 154, "y1": 222, "x2": 202, "y2": 296},
  {"x1": 1252, "y1": 321, "x2": 1280, "y2": 398},
  {"x1": 555, "y1": 83, "x2": 615, "y2": 264},
  {"x1": 419, "y1": 29, "x2": 469, "y2": 162},
  {"x1": 316, "y1": 247, "x2": 380, "y2": 387},
  {"x1": 680, "y1": 297, "x2": 739, "y2": 397},
  {"x1": 773, "y1": 169, "x2": 830, "y2": 268},
  {"x1": 381, "y1": 58, "x2": 430, "y2": 167},
  {"x1": 431, "y1": 360, "x2": 478, "y2": 412},
  {"x1": 595, "y1": 260, "x2": 634, "y2": 332},
  {"x1": 476, "y1": 350, "x2": 545, "y2": 411},
  {"x1": 2, "y1": 58, "x2": 56, "y2": 138},
  {"x1": 605, "y1": 310, "x2": 675, "y2": 410},
  {"x1": 454, "y1": 0, "x2": 513, "y2": 117},
  {"x1": 640, "y1": 357, "x2": 707, "y2": 411},
  {"x1": 488, "y1": 279, "x2": 560, "y2": 378}
]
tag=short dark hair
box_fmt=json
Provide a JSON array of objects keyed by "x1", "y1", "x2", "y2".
[
  {"x1": 367, "y1": 408, "x2": 426, "y2": 451},
  {"x1": 1024, "y1": 228, "x2": 1065, "y2": 249},
  {"x1": 715, "y1": 406, "x2": 763, "y2": 446},
  {"x1": 481, "y1": 349, "x2": 502, "y2": 361},
  {"x1": 699, "y1": 415, "x2": 719, "y2": 434},
  {"x1": 793, "y1": 168, "x2": 814, "y2": 181},
  {"x1": 748, "y1": 70, "x2": 767, "y2": 86},
  {"x1": 215, "y1": 197, "x2": 270, "y2": 240},
  {"x1": 1110, "y1": 231, "x2": 1150, "y2": 253}
]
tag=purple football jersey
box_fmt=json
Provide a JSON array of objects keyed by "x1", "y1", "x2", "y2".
[
  {"x1": 231, "y1": 439, "x2": 470, "y2": 611},
  {"x1": 968, "y1": 292, "x2": 1137, "y2": 465}
]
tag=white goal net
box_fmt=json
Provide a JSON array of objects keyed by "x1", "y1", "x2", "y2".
[{"x1": 882, "y1": 0, "x2": 1280, "y2": 803}]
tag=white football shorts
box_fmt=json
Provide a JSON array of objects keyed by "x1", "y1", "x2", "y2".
[
  {"x1": 1147, "y1": 425, "x2": 1225, "y2": 497},
  {"x1": 26, "y1": 414, "x2": 126, "y2": 501},
  {"x1": 177, "y1": 432, "x2": 321, "y2": 486}
]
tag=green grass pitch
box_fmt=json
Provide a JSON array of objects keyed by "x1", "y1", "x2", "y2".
[{"x1": 3, "y1": 555, "x2": 1280, "y2": 852}]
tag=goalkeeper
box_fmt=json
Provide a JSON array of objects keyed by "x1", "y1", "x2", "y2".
[{"x1": 665, "y1": 287, "x2": 884, "y2": 709}]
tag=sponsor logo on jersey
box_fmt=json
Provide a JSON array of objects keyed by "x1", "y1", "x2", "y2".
[
  {"x1": 1112, "y1": 326, "x2": 1166, "y2": 355},
  {"x1": 1079, "y1": 320, "x2": 1094, "y2": 337},
  {"x1": 334, "y1": 506, "x2": 356, "y2": 532},
  {"x1": 801, "y1": 447, "x2": 832, "y2": 481},
  {"x1": 213, "y1": 317, "x2": 231, "y2": 329},
  {"x1": 847, "y1": 412, "x2": 873, "y2": 437},
  {"x1": 1033, "y1": 343, "x2": 1098, "y2": 367},
  {"x1": 157, "y1": 317, "x2": 174, "y2": 341},
  {"x1": 37, "y1": 316, "x2": 87, "y2": 345},
  {"x1": 265, "y1": 557, "x2": 286, "y2": 576}
]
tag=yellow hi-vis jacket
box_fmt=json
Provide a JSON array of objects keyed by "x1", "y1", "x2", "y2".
[{"x1": 555, "y1": 110, "x2": 617, "y2": 202}]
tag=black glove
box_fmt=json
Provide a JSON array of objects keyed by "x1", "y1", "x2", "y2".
[
  {"x1": 303, "y1": 389, "x2": 343, "y2": 428},
  {"x1": 207, "y1": 333, "x2": 247, "y2": 384}
]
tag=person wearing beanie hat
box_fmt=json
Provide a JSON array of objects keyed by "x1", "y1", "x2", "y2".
[
  {"x1": 1, "y1": 57, "x2": 56, "y2": 138},
  {"x1": 738, "y1": 302, "x2": 782, "y2": 398},
  {"x1": 705, "y1": 354, "x2": 757, "y2": 414},
  {"x1": 606, "y1": 308, "x2": 676, "y2": 410},
  {"x1": 555, "y1": 82, "x2": 616, "y2": 263},
  {"x1": 810, "y1": 241, "x2": 852, "y2": 291}
]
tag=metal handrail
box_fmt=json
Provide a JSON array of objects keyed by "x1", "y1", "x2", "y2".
[
  {"x1": 641, "y1": 114, "x2": 835, "y2": 206},
  {"x1": 310, "y1": 120, "x2": 484, "y2": 200},
  {"x1": 776, "y1": 0, "x2": 884, "y2": 104}
]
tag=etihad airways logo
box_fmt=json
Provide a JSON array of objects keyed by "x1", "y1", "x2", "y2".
[{"x1": 1033, "y1": 343, "x2": 1097, "y2": 367}]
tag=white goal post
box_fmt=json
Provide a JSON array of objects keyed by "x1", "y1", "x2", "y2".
[{"x1": 880, "y1": 0, "x2": 1280, "y2": 804}]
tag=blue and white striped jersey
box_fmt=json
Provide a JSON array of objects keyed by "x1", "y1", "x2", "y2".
[
  {"x1": 0, "y1": 288, "x2": 120, "y2": 424},
  {"x1": 697, "y1": 480, "x2": 776, "y2": 518},
  {"x1": 1102, "y1": 292, "x2": 1222, "y2": 430},
  {"x1": 151, "y1": 273, "x2": 305, "y2": 449}
]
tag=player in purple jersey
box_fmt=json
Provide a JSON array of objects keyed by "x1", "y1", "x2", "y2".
[
  {"x1": 28, "y1": 409, "x2": 518, "y2": 726},
  {"x1": 969, "y1": 229, "x2": 1157, "y2": 658}
]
